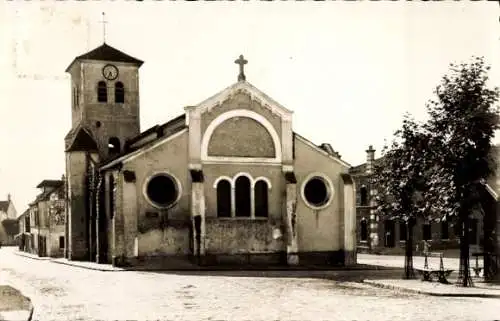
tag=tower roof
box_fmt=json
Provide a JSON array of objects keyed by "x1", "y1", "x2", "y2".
[{"x1": 65, "y1": 43, "x2": 144, "y2": 72}]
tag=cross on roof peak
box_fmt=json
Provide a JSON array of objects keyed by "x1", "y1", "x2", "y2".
[
  {"x1": 100, "y1": 12, "x2": 108, "y2": 44},
  {"x1": 234, "y1": 54, "x2": 248, "y2": 82}
]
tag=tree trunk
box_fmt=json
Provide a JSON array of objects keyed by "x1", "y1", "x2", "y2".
[
  {"x1": 403, "y1": 219, "x2": 416, "y2": 279},
  {"x1": 457, "y1": 213, "x2": 473, "y2": 287}
]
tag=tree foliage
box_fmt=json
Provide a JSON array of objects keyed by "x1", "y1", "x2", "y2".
[
  {"x1": 1, "y1": 219, "x2": 19, "y2": 236},
  {"x1": 373, "y1": 114, "x2": 434, "y2": 223},
  {"x1": 426, "y1": 56, "x2": 499, "y2": 221}
]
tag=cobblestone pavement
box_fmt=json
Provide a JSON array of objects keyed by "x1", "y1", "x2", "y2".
[{"x1": 1, "y1": 248, "x2": 499, "y2": 321}]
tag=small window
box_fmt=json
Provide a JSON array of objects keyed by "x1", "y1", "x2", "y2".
[
  {"x1": 108, "y1": 137, "x2": 121, "y2": 154},
  {"x1": 254, "y1": 180, "x2": 269, "y2": 217},
  {"x1": 399, "y1": 221, "x2": 407, "y2": 242},
  {"x1": 360, "y1": 186, "x2": 368, "y2": 206},
  {"x1": 146, "y1": 174, "x2": 179, "y2": 209},
  {"x1": 440, "y1": 221, "x2": 449, "y2": 240},
  {"x1": 303, "y1": 176, "x2": 331, "y2": 209},
  {"x1": 423, "y1": 223, "x2": 431, "y2": 241},
  {"x1": 115, "y1": 82, "x2": 125, "y2": 103},
  {"x1": 360, "y1": 219, "x2": 368, "y2": 241},
  {"x1": 216, "y1": 180, "x2": 231, "y2": 218},
  {"x1": 97, "y1": 81, "x2": 107, "y2": 103},
  {"x1": 59, "y1": 236, "x2": 64, "y2": 249}
]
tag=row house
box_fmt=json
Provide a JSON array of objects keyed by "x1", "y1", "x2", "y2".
[
  {"x1": 20, "y1": 177, "x2": 66, "y2": 257},
  {"x1": 350, "y1": 145, "x2": 495, "y2": 256}
]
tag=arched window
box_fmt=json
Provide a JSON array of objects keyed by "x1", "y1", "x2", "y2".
[
  {"x1": 360, "y1": 219, "x2": 368, "y2": 241},
  {"x1": 108, "y1": 137, "x2": 121, "y2": 154},
  {"x1": 254, "y1": 180, "x2": 269, "y2": 217},
  {"x1": 97, "y1": 81, "x2": 107, "y2": 103},
  {"x1": 216, "y1": 180, "x2": 231, "y2": 217},
  {"x1": 360, "y1": 186, "x2": 368, "y2": 206},
  {"x1": 235, "y1": 176, "x2": 251, "y2": 217},
  {"x1": 115, "y1": 82, "x2": 124, "y2": 103}
]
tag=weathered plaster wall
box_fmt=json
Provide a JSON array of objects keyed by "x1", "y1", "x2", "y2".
[
  {"x1": 78, "y1": 61, "x2": 141, "y2": 156},
  {"x1": 120, "y1": 130, "x2": 190, "y2": 257},
  {"x1": 204, "y1": 218, "x2": 284, "y2": 255},
  {"x1": 66, "y1": 151, "x2": 88, "y2": 260},
  {"x1": 293, "y1": 137, "x2": 349, "y2": 253}
]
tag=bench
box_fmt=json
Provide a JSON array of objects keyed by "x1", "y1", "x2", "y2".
[
  {"x1": 415, "y1": 252, "x2": 454, "y2": 284},
  {"x1": 471, "y1": 252, "x2": 484, "y2": 277}
]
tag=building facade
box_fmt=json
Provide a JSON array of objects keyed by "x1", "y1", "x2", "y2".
[
  {"x1": 0, "y1": 194, "x2": 18, "y2": 245},
  {"x1": 63, "y1": 43, "x2": 357, "y2": 268},
  {"x1": 351, "y1": 145, "x2": 496, "y2": 258},
  {"x1": 22, "y1": 179, "x2": 66, "y2": 257}
]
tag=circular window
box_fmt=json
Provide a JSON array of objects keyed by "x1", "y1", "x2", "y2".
[
  {"x1": 145, "y1": 173, "x2": 180, "y2": 209},
  {"x1": 302, "y1": 174, "x2": 333, "y2": 209}
]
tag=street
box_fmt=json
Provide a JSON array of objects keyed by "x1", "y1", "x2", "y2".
[{"x1": 1, "y1": 247, "x2": 499, "y2": 321}]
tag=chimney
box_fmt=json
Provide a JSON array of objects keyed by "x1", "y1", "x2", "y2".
[
  {"x1": 7, "y1": 193, "x2": 11, "y2": 202},
  {"x1": 366, "y1": 145, "x2": 376, "y2": 174}
]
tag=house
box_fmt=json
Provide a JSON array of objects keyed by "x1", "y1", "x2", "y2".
[
  {"x1": 27, "y1": 178, "x2": 66, "y2": 257},
  {"x1": 0, "y1": 194, "x2": 18, "y2": 245}
]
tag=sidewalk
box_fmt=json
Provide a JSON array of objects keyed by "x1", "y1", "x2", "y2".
[
  {"x1": 364, "y1": 279, "x2": 500, "y2": 298},
  {"x1": 0, "y1": 285, "x2": 34, "y2": 321},
  {"x1": 359, "y1": 253, "x2": 500, "y2": 298}
]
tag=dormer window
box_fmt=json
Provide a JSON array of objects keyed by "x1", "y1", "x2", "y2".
[
  {"x1": 115, "y1": 82, "x2": 125, "y2": 103},
  {"x1": 97, "y1": 81, "x2": 107, "y2": 103}
]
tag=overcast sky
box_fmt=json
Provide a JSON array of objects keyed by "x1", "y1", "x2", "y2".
[{"x1": 1, "y1": 1, "x2": 499, "y2": 214}]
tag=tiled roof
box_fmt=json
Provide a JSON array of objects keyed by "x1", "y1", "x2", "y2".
[
  {"x1": 65, "y1": 125, "x2": 98, "y2": 152},
  {"x1": 36, "y1": 180, "x2": 63, "y2": 189},
  {"x1": 100, "y1": 114, "x2": 187, "y2": 168},
  {"x1": 66, "y1": 43, "x2": 144, "y2": 71}
]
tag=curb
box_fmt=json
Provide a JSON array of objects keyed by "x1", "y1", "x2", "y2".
[
  {"x1": 362, "y1": 280, "x2": 500, "y2": 298},
  {"x1": 15, "y1": 250, "x2": 402, "y2": 273},
  {"x1": 50, "y1": 259, "x2": 124, "y2": 272},
  {"x1": 14, "y1": 252, "x2": 51, "y2": 261}
]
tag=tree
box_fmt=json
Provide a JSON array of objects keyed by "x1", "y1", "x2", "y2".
[
  {"x1": 425, "y1": 56, "x2": 500, "y2": 286},
  {"x1": 1, "y1": 219, "x2": 19, "y2": 236},
  {"x1": 373, "y1": 114, "x2": 435, "y2": 279}
]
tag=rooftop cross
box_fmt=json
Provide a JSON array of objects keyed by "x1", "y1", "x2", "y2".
[
  {"x1": 234, "y1": 54, "x2": 248, "y2": 82},
  {"x1": 100, "y1": 12, "x2": 108, "y2": 43}
]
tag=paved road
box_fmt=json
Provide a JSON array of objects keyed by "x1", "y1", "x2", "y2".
[{"x1": 1, "y1": 247, "x2": 499, "y2": 321}]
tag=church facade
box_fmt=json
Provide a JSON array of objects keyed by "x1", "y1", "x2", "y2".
[{"x1": 64, "y1": 43, "x2": 357, "y2": 268}]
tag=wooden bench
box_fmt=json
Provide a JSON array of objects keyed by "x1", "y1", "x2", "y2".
[
  {"x1": 471, "y1": 252, "x2": 484, "y2": 277},
  {"x1": 415, "y1": 252, "x2": 454, "y2": 284}
]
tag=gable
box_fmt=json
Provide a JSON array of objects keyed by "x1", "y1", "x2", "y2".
[
  {"x1": 65, "y1": 126, "x2": 98, "y2": 152},
  {"x1": 189, "y1": 81, "x2": 293, "y2": 121}
]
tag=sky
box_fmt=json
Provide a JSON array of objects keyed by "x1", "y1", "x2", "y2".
[{"x1": 0, "y1": 1, "x2": 499, "y2": 215}]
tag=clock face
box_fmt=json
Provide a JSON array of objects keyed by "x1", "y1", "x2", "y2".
[{"x1": 102, "y1": 64, "x2": 119, "y2": 81}]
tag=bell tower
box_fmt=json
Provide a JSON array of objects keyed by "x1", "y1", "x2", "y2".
[
  {"x1": 65, "y1": 43, "x2": 143, "y2": 159},
  {"x1": 64, "y1": 41, "x2": 143, "y2": 261}
]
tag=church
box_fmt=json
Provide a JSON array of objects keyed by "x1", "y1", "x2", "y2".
[{"x1": 63, "y1": 42, "x2": 357, "y2": 268}]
